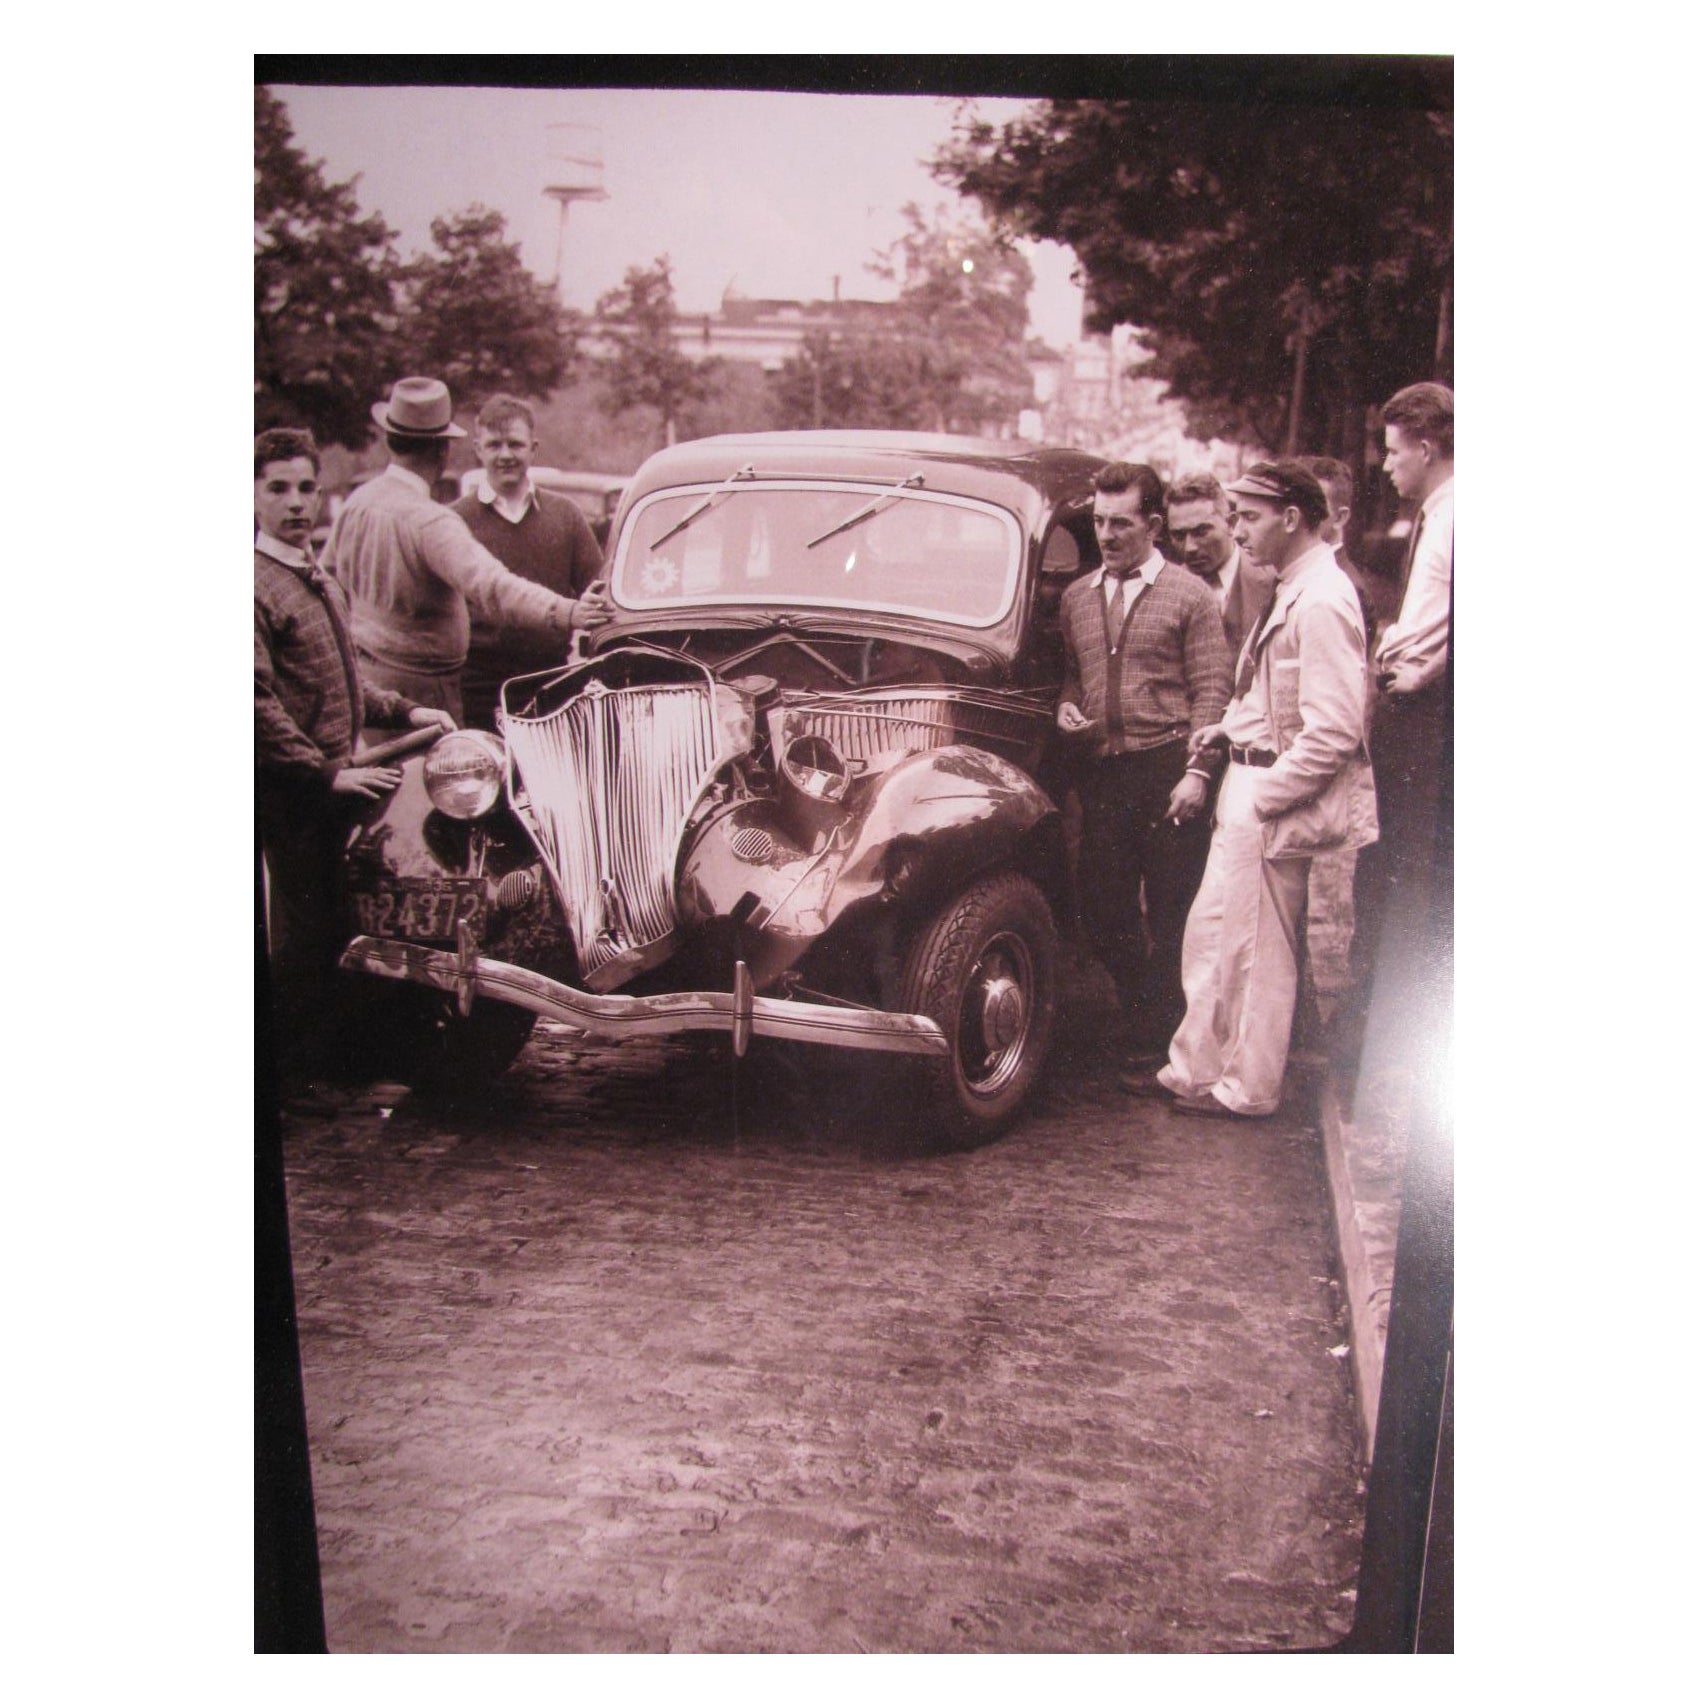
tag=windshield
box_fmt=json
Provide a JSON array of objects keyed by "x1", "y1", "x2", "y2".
[{"x1": 611, "y1": 481, "x2": 1023, "y2": 627}]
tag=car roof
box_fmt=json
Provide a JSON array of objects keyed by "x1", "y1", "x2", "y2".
[{"x1": 623, "y1": 432, "x2": 1103, "y2": 513}]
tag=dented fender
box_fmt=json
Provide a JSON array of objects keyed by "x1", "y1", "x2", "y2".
[{"x1": 677, "y1": 745, "x2": 1058, "y2": 983}]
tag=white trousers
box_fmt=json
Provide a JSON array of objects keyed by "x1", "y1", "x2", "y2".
[{"x1": 1159, "y1": 762, "x2": 1309, "y2": 1116}]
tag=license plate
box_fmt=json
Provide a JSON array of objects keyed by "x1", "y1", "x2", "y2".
[{"x1": 353, "y1": 879, "x2": 486, "y2": 941}]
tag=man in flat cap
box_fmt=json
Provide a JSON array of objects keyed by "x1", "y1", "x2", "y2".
[
  {"x1": 1147, "y1": 460, "x2": 1376, "y2": 1119},
  {"x1": 327, "y1": 377, "x2": 612, "y2": 724}
]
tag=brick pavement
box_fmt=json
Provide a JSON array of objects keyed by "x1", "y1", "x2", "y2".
[{"x1": 280, "y1": 956, "x2": 1366, "y2": 1652}]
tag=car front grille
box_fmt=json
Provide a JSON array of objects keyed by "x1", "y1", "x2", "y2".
[
  {"x1": 505, "y1": 681, "x2": 721, "y2": 981},
  {"x1": 779, "y1": 688, "x2": 1047, "y2": 763}
]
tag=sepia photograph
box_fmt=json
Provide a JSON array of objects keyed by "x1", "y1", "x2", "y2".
[{"x1": 254, "y1": 54, "x2": 1454, "y2": 1656}]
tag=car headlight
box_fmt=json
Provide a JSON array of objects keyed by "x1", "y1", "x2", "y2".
[{"x1": 423, "y1": 730, "x2": 507, "y2": 819}]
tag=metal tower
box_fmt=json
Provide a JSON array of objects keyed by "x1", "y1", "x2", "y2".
[{"x1": 543, "y1": 122, "x2": 609, "y2": 305}]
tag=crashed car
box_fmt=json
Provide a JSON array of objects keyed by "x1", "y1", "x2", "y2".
[{"x1": 338, "y1": 430, "x2": 1104, "y2": 1139}]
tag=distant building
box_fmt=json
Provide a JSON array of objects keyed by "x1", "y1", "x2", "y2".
[
  {"x1": 584, "y1": 284, "x2": 907, "y2": 373},
  {"x1": 672, "y1": 286, "x2": 904, "y2": 370},
  {"x1": 1037, "y1": 325, "x2": 1245, "y2": 478}
]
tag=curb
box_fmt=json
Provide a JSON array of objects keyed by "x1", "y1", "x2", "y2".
[{"x1": 1318, "y1": 1077, "x2": 1390, "y2": 1464}]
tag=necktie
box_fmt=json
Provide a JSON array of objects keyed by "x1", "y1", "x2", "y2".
[
  {"x1": 1234, "y1": 583, "x2": 1279, "y2": 698},
  {"x1": 1396, "y1": 508, "x2": 1425, "y2": 608}
]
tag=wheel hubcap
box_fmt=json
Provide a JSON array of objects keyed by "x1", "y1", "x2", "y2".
[
  {"x1": 981, "y1": 975, "x2": 1024, "y2": 1052},
  {"x1": 960, "y1": 932, "x2": 1034, "y2": 1095}
]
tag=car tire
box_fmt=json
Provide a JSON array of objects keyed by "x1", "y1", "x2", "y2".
[
  {"x1": 897, "y1": 871, "x2": 1058, "y2": 1143},
  {"x1": 344, "y1": 985, "x2": 538, "y2": 1095}
]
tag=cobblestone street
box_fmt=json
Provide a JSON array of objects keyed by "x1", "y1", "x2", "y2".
[{"x1": 280, "y1": 957, "x2": 1367, "y2": 1652}]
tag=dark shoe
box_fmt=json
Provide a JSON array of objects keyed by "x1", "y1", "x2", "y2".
[
  {"x1": 1118, "y1": 1068, "x2": 1173, "y2": 1099},
  {"x1": 1122, "y1": 1045, "x2": 1170, "y2": 1070},
  {"x1": 1171, "y1": 1090, "x2": 1271, "y2": 1121}
]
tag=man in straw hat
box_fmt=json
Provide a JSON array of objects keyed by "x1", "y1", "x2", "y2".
[
  {"x1": 1137, "y1": 459, "x2": 1376, "y2": 1120},
  {"x1": 327, "y1": 376, "x2": 612, "y2": 723}
]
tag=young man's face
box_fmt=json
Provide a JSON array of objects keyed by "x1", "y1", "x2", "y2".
[
  {"x1": 1093, "y1": 487, "x2": 1157, "y2": 578},
  {"x1": 1231, "y1": 497, "x2": 1297, "y2": 569},
  {"x1": 474, "y1": 416, "x2": 536, "y2": 498},
  {"x1": 255, "y1": 456, "x2": 321, "y2": 548},
  {"x1": 1167, "y1": 497, "x2": 1235, "y2": 576},
  {"x1": 1382, "y1": 424, "x2": 1432, "y2": 503}
]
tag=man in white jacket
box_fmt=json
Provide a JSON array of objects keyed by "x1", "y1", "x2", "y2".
[{"x1": 1148, "y1": 460, "x2": 1377, "y2": 1119}]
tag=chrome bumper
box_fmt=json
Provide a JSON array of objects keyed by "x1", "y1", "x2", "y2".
[{"x1": 339, "y1": 929, "x2": 950, "y2": 1059}]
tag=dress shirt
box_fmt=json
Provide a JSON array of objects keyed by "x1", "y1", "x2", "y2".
[
  {"x1": 1097, "y1": 549, "x2": 1164, "y2": 620},
  {"x1": 1374, "y1": 475, "x2": 1452, "y2": 692},
  {"x1": 1203, "y1": 545, "x2": 1237, "y2": 613},
  {"x1": 256, "y1": 531, "x2": 313, "y2": 572},
  {"x1": 475, "y1": 475, "x2": 537, "y2": 527}
]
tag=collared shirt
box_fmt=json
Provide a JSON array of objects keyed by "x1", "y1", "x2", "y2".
[
  {"x1": 255, "y1": 530, "x2": 313, "y2": 572},
  {"x1": 1374, "y1": 475, "x2": 1453, "y2": 691},
  {"x1": 1203, "y1": 543, "x2": 1237, "y2": 613},
  {"x1": 1095, "y1": 549, "x2": 1165, "y2": 621},
  {"x1": 474, "y1": 475, "x2": 538, "y2": 527}
]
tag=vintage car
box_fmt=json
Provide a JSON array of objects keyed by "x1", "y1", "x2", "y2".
[{"x1": 338, "y1": 430, "x2": 1105, "y2": 1140}]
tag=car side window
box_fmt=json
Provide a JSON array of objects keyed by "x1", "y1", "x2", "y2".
[{"x1": 1041, "y1": 523, "x2": 1086, "y2": 582}]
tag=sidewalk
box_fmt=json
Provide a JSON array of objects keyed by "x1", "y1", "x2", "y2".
[
  {"x1": 1300, "y1": 847, "x2": 1409, "y2": 1463},
  {"x1": 1316, "y1": 1071, "x2": 1409, "y2": 1461}
]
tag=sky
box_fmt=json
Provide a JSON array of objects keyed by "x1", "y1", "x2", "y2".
[{"x1": 271, "y1": 84, "x2": 1087, "y2": 346}]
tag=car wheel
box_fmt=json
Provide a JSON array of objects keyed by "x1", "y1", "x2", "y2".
[
  {"x1": 898, "y1": 871, "x2": 1058, "y2": 1142},
  {"x1": 344, "y1": 985, "x2": 538, "y2": 1094}
]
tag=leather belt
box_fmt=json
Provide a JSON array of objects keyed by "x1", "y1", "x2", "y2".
[{"x1": 1229, "y1": 744, "x2": 1277, "y2": 768}]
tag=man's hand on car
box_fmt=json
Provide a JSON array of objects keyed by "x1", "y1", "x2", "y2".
[
  {"x1": 407, "y1": 707, "x2": 459, "y2": 737},
  {"x1": 574, "y1": 582, "x2": 615, "y2": 629}
]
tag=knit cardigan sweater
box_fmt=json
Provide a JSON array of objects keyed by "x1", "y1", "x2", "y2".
[{"x1": 1057, "y1": 564, "x2": 1234, "y2": 763}]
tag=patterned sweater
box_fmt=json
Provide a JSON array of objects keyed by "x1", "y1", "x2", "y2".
[
  {"x1": 1058, "y1": 564, "x2": 1233, "y2": 764},
  {"x1": 255, "y1": 543, "x2": 417, "y2": 789}
]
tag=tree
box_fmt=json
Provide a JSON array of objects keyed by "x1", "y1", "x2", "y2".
[
  {"x1": 254, "y1": 87, "x2": 403, "y2": 449},
  {"x1": 398, "y1": 206, "x2": 573, "y2": 405},
  {"x1": 771, "y1": 204, "x2": 1036, "y2": 436},
  {"x1": 933, "y1": 89, "x2": 1452, "y2": 458},
  {"x1": 592, "y1": 257, "x2": 709, "y2": 449}
]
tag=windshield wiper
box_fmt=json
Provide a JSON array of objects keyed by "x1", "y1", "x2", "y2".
[
  {"x1": 649, "y1": 463, "x2": 755, "y2": 551},
  {"x1": 805, "y1": 471, "x2": 925, "y2": 550}
]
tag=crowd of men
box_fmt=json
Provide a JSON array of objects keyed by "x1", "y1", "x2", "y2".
[
  {"x1": 256, "y1": 371, "x2": 1453, "y2": 1118},
  {"x1": 1057, "y1": 382, "x2": 1453, "y2": 1117},
  {"x1": 254, "y1": 377, "x2": 617, "y2": 1092}
]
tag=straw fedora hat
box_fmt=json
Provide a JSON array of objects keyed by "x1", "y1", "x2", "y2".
[{"x1": 370, "y1": 376, "x2": 467, "y2": 440}]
